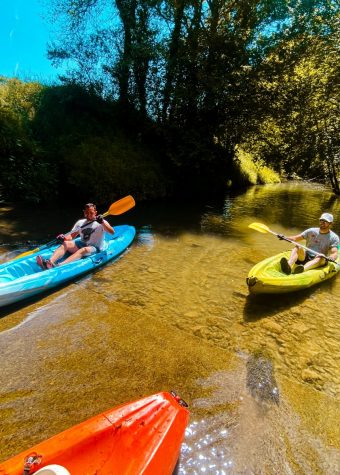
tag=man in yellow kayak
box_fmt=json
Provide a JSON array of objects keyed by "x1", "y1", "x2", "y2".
[
  {"x1": 36, "y1": 203, "x2": 114, "y2": 270},
  {"x1": 279, "y1": 212, "x2": 339, "y2": 275}
]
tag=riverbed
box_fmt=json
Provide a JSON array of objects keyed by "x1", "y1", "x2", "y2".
[{"x1": 0, "y1": 182, "x2": 339, "y2": 474}]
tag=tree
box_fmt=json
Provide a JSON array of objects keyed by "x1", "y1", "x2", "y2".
[
  {"x1": 242, "y1": 5, "x2": 340, "y2": 193},
  {"x1": 0, "y1": 77, "x2": 57, "y2": 202},
  {"x1": 45, "y1": 0, "x2": 340, "y2": 194},
  {"x1": 47, "y1": 0, "x2": 160, "y2": 116}
]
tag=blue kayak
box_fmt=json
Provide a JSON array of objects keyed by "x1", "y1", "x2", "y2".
[{"x1": 0, "y1": 225, "x2": 136, "y2": 308}]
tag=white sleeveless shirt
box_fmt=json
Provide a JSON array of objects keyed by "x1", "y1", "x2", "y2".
[{"x1": 71, "y1": 219, "x2": 106, "y2": 251}]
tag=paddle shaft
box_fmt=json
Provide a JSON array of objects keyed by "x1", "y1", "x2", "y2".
[{"x1": 267, "y1": 229, "x2": 337, "y2": 263}]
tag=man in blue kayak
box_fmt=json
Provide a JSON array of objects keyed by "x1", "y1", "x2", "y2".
[
  {"x1": 36, "y1": 203, "x2": 114, "y2": 270},
  {"x1": 279, "y1": 212, "x2": 339, "y2": 275}
]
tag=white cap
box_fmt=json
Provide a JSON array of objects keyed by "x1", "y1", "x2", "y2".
[{"x1": 320, "y1": 213, "x2": 333, "y2": 223}]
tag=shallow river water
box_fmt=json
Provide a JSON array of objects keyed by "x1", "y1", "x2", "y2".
[{"x1": 0, "y1": 182, "x2": 339, "y2": 474}]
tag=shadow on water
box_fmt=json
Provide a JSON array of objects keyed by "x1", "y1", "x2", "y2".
[
  {"x1": 243, "y1": 274, "x2": 339, "y2": 322},
  {"x1": 243, "y1": 287, "x2": 317, "y2": 322},
  {"x1": 0, "y1": 297, "x2": 41, "y2": 320}
]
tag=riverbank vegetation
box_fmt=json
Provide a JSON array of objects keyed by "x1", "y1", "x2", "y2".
[{"x1": 0, "y1": 1, "x2": 339, "y2": 203}]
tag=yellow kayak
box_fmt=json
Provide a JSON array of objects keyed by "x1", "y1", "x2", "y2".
[{"x1": 247, "y1": 251, "x2": 340, "y2": 294}]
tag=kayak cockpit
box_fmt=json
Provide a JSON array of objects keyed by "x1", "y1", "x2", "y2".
[{"x1": 0, "y1": 257, "x2": 41, "y2": 283}]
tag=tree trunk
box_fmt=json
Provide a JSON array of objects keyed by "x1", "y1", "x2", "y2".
[
  {"x1": 115, "y1": 0, "x2": 137, "y2": 107},
  {"x1": 161, "y1": 0, "x2": 186, "y2": 122}
]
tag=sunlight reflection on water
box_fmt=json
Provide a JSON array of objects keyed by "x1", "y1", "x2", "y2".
[{"x1": 179, "y1": 420, "x2": 232, "y2": 474}]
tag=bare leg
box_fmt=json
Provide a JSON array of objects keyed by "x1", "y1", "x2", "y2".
[
  {"x1": 50, "y1": 241, "x2": 80, "y2": 265},
  {"x1": 288, "y1": 246, "x2": 305, "y2": 267},
  {"x1": 58, "y1": 246, "x2": 93, "y2": 266},
  {"x1": 303, "y1": 256, "x2": 325, "y2": 271}
]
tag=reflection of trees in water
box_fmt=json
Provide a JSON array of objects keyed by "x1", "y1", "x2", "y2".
[
  {"x1": 200, "y1": 213, "x2": 231, "y2": 235},
  {"x1": 222, "y1": 183, "x2": 339, "y2": 231},
  {"x1": 200, "y1": 182, "x2": 339, "y2": 241}
]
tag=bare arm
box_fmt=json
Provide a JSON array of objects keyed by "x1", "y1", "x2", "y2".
[
  {"x1": 101, "y1": 219, "x2": 114, "y2": 235},
  {"x1": 66, "y1": 231, "x2": 79, "y2": 240},
  {"x1": 329, "y1": 245, "x2": 338, "y2": 261},
  {"x1": 286, "y1": 234, "x2": 304, "y2": 242}
]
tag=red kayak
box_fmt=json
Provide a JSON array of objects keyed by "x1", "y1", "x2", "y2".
[{"x1": 0, "y1": 391, "x2": 189, "y2": 475}]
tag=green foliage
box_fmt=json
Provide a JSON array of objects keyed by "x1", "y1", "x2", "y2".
[
  {"x1": 242, "y1": 27, "x2": 340, "y2": 193},
  {"x1": 0, "y1": 77, "x2": 58, "y2": 202},
  {"x1": 235, "y1": 150, "x2": 258, "y2": 187},
  {"x1": 32, "y1": 83, "x2": 115, "y2": 152},
  {"x1": 31, "y1": 83, "x2": 169, "y2": 200},
  {"x1": 257, "y1": 163, "x2": 282, "y2": 185},
  {"x1": 46, "y1": 0, "x2": 340, "y2": 192},
  {"x1": 62, "y1": 133, "x2": 168, "y2": 202},
  {"x1": 2, "y1": 0, "x2": 340, "y2": 202},
  {"x1": 230, "y1": 148, "x2": 280, "y2": 187},
  {"x1": 0, "y1": 78, "x2": 170, "y2": 203}
]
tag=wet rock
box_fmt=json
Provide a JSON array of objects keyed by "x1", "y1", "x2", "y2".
[
  {"x1": 291, "y1": 322, "x2": 309, "y2": 334},
  {"x1": 193, "y1": 326, "x2": 203, "y2": 337},
  {"x1": 263, "y1": 321, "x2": 283, "y2": 334},
  {"x1": 147, "y1": 267, "x2": 158, "y2": 273},
  {"x1": 246, "y1": 355, "x2": 280, "y2": 405},
  {"x1": 301, "y1": 368, "x2": 322, "y2": 382},
  {"x1": 263, "y1": 340, "x2": 280, "y2": 354},
  {"x1": 184, "y1": 311, "x2": 199, "y2": 318},
  {"x1": 153, "y1": 286, "x2": 164, "y2": 293},
  {"x1": 303, "y1": 349, "x2": 320, "y2": 365}
]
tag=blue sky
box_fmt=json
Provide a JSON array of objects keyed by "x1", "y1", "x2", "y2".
[{"x1": 0, "y1": 0, "x2": 61, "y2": 82}]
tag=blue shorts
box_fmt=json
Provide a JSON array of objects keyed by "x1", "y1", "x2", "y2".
[{"x1": 75, "y1": 240, "x2": 98, "y2": 256}]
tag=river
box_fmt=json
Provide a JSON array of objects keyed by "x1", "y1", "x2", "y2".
[{"x1": 0, "y1": 182, "x2": 339, "y2": 474}]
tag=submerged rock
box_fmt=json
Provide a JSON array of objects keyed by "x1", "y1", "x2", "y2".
[{"x1": 246, "y1": 355, "x2": 280, "y2": 405}]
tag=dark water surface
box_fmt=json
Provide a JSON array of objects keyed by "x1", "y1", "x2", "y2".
[{"x1": 0, "y1": 183, "x2": 339, "y2": 474}]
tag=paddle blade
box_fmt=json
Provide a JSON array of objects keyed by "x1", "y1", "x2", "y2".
[
  {"x1": 248, "y1": 222, "x2": 270, "y2": 234},
  {"x1": 14, "y1": 248, "x2": 39, "y2": 260},
  {"x1": 106, "y1": 195, "x2": 135, "y2": 216}
]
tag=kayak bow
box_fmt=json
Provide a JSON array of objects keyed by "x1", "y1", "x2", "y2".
[{"x1": 0, "y1": 391, "x2": 189, "y2": 475}]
